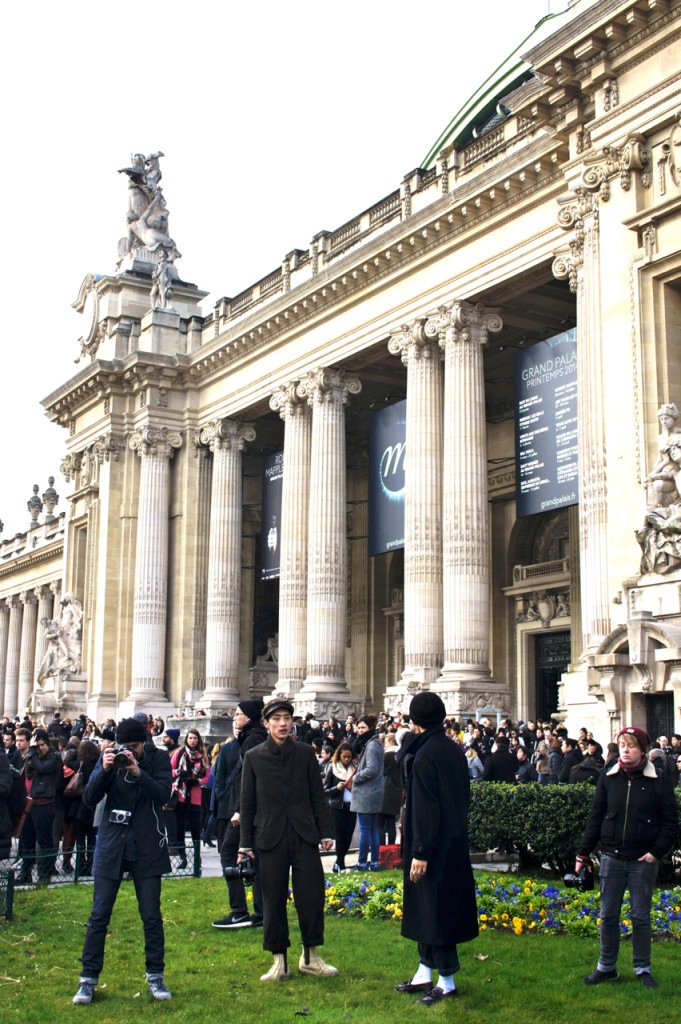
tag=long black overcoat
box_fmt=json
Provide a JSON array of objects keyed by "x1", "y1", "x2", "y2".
[{"x1": 401, "y1": 727, "x2": 479, "y2": 946}]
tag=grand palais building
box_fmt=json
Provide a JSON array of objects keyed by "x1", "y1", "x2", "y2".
[{"x1": 2, "y1": 0, "x2": 681, "y2": 743}]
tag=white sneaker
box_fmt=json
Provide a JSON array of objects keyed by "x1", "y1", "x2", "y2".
[
  {"x1": 72, "y1": 980, "x2": 96, "y2": 1005},
  {"x1": 299, "y1": 947, "x2": 338, "y2": 977},
  {"x1": 260, "y1": 954, "x2": 290, "y2": 981}
]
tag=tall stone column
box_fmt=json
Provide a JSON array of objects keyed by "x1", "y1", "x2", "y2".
[
  {"x1": 128, "y1": 426, "x2": 182, "y2": 703},
  {"x1": 32, "y1": 586, "x2": 54, "y2": 690},
  {"x1": 554, "y1": 190, "x2": 609, "y2": 652},
  {"x1": 270, "y1": 382, "x2": 311, "y2": 696},
  {"x1": 430, "y1": 302, "x2": 504, "y2": 709},
  {"x1": 386, "y1": 319, "x2": 443, "y2": 701},
  {"x1": 16, "y1": 591, "x2": 39, "y2": 714},
  {"x1": 297, "y1": 368, "x2": 361, "y2": 715},
  {"x1": 0, "y1": 602, "x2": 9, "y2": 715},
  {"x1": 3, "y1": 596, "x2": 23, "y2": 717},
  {"x1": 198, "y1": 418, "x2": 255, "y2": 708}
]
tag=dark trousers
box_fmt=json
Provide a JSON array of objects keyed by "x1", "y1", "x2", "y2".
[
  {"x1": 219, "y1": 823, "x2": 263, "y2": 920},
  {"x1": 80, "y1": 869, "x2": 164, "y2": 979},
  {"x1": 330, "y1": 805, "x2": 356, "y2": 868},
  {"x1": 258, "y1": 821, "x2": 325, "y2": 953},
  {"x1": 378, "y1": 813, "x2": 397, "y2": 846},
  {"x1": 598, "y1": 854, "x2": 658, "y2": 973},
  {"x1": 75, "y1": 821, "x2": 97, "y2": 873},
  {"x1": 418, "y1": 941, "x2": 460, "y2": 976},
  {"x1": 20, "y1": 802, "x2": 56, "y2": 879},
  {"x1": 175, "y1": 802, "x2": 202, "y2": 843}
]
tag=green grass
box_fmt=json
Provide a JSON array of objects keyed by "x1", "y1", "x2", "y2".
[{"x1": 1, "y1": 875, "x2": 678, "y2": 1021}]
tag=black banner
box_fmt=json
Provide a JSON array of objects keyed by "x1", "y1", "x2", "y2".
[
  {"x1": 514, "y1": 329, "x2": 578, "y2": 518},
  {"x1": 260, "y1": 451, "x2": 283, "y2": 580},
  {"x1": 369, "y1": 400, "x2": 406, "y2": 556}
]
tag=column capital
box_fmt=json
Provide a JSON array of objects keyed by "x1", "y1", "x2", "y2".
[
  {"x1": 19, "y1": 591, "x2": 38, "y2": 607},
  {"x1": 199, "y1": 418, "x2": 256, "y2": 454},
  {"x1": 426, "y1": 301, "x2": 503, "y2": 349},
  {"x1": 5, "y1": 595, "x2": 21, "y2": 610},
  {"x1": 297, "y1": 367, "x2": 361, "y2": 406},
  {"x1": 270, "y1": 381, "x2": 309, "y2": 420},
  {"x1": 129, "y1": 425, "x2": 183, "y2": 459},
  {"x1": 50, "y1": 579, "x2": 63, "y2": 600},
  {"x1": 33, "y1": 585, "x2": 53, "y2": 602},
  {"x1": 93, "y1": 432, "x2": 128, "y2": 465},
  {"x1": 387, "y1": 318, "x2": 440, "y2": 365},
  {"x1": 60, "y1": 451, "x2": 83, "y2": 483}
]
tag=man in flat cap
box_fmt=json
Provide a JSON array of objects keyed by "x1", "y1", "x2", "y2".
[
  {"x1": 576, "y1": 725, "x2": 678, "y2": 988},
  {"x1": 72, "y1": 717, "x2": 173, "y2": 1005},
  {"x1": 238, "y1": 698, "x2": 337, "y2": 981},
  {"x1": 395, "y1": 692, "x2": 478, "y2": 1005}
]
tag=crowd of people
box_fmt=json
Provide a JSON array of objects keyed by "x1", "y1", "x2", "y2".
[{"x1": 0, "y1": 703, "x2": 680, "y2": 1002}]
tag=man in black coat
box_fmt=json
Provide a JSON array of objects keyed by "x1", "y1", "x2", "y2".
[
  {"x1": 558, "y1": 737, "x2": 583, "y2": 783},
  {"x1": 0, "y1": 749, "x2": 12, "y2": 860},
  {"x1": 481, "y1": 734, "x2": 517, "y2": 783},
  {"x1": 72, "y1": 718, "x2": 172, "y2": 1005},
  {"x1": 395, "y1": 693, "x2": 478, "y2": 1005},
  {"x1": 212, "y1": 698, "x2": 266, "y2": 929},
  {"x1": 239, "y1": 697, "x2": 336, "y2": 982}
]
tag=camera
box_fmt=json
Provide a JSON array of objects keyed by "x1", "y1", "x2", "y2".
[
  {"x1": 563, "y1": 864, "x2": 594, "y2": 892},
  {"x1": 109, "y1": 808, "x2": 132, "y2": 826},
  {"x1": 224, "y1": 855, "x2": 256, "y2": 885},
  {"x1": 111, "y1": 744, "x2": 133, "y2": 769}
]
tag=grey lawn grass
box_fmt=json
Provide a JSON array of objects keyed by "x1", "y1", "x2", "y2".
[{"x1": 0, "y1": 875, "x2": 676, "y2": 1021}]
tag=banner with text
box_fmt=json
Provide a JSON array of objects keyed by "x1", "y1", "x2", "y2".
[
  {"x1": 514, "y1": 328, "x2": 578, "y2": 518},
  {"x1": 260, "y1": 451, "x2": 283, "y2": 580},
  {"x1": 369, "y1": 400, "x2": 406, "y2": 556}
]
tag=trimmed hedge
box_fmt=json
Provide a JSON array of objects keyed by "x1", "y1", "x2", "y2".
[{"x1": 469, "y1": 782, "x2": 681, "y2": 877}]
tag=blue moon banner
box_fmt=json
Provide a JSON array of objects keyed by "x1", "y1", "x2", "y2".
[{"x1": 369, "y1": 400, "x2": 406, "y2": 556}]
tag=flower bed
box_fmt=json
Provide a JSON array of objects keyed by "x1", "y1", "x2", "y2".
[{"x1": 324, "y1": 872, "x2": 681, "y2": 939}]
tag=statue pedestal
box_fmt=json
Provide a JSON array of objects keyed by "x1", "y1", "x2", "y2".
[{"x1": 139, "y1": 308, "x2": 182, "y2": 356}]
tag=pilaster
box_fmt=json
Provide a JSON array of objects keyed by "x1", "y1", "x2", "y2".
[{"x1": 269, "y1": 382, "x2": 311, "y2": 696}]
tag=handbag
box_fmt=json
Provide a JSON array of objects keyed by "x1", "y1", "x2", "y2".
[
  {"x1": 64, "y1": 764, "x2": 85, "y2": 800},
  {"x1": 12, "y1": 796, "x2": 33, "y2": 838}
]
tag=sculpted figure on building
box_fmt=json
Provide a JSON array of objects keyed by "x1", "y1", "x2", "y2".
[
  {"x1": 117, "y1": 151, "x2": 181, "y2": 267},
  {"x1": 37, "y1": 593, "x2": 84, "y2": 685}
]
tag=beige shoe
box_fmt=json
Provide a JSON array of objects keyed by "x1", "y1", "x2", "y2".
[
  {"x1": 298, "y1": 947, "x2": 339, "y2": 977},
  {"x1": 260, "y1": 954, "x2": 290, "y2": 982}
]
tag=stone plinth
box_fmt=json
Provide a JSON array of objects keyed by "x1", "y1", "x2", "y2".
[{"x1": 139, "y1": 308, "x2": 183, "y2": 356}]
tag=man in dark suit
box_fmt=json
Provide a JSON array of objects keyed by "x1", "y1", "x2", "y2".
[{"x1": 239, "y1": 697, "x2": 337, "y2": 982}]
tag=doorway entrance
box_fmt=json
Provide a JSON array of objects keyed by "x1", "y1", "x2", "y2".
[
  {"x1": 646, "y1": 692, "x2": 674, "y2": 741},
  {"x1": 534, "y1": 631, "x2": 571, "y2": 720}
]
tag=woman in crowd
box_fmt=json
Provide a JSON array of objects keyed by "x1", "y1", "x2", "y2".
[
  {"x1": 64, "y1": 739, "x2": 100, "y2": 874},
  {"x1": 379, "y1": 732, "x2": 402, "y2": 845},
  {"x1": 170, "y1": 729, "x2": 209, "y2": 868},
  {"x1": 548, "y1": 736, "x2": 564, "y2": 785},
  {"x1": 350, "y1": 715, "x2": 385, "y2": 871},
  {"x1": 465, "y1": 744, "x2": 484, "y2": 782},
  {"x1": 323, "y1": 743, "x2": 357, "y2": 873}
]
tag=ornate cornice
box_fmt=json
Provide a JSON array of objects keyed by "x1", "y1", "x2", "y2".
[
  {"x1": 198, "y1": 418, "x2": 256, "y2": 453},
  {"x1": 129, "y1": 426, "x2": 182, "y2": 459}
]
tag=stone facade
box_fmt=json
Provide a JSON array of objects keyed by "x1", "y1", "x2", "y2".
[{"x1": 2, "y1": 0, "x2": 681, "y2": 742}]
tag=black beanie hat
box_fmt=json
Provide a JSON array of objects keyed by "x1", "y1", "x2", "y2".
[
  {"x1": 236, "y1": 699, "x2": 265, "y2": 722},
  {"x1": 115, "y1": 718, "x2": 148, "y2": 744},
  {"x1": 409, "y1": 692, "x2": 446, "y2": 729},
  {"x1": 32, "y1": 728, "x2": 50, "y2": 745}
]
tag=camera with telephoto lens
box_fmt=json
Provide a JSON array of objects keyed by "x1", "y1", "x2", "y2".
[
  {"x1": 223, "y1": 855, "x2": 256, "y2": 885},
  {"x1": 111, "y1": 743, "x2": 134, "y2": 769},
  {"x1": 563, "y1": 863, "x2": 594, "y2": 892}
]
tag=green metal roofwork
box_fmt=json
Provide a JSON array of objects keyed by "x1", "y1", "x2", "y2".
[{"x1": 421, "y1": 9, "x2": 570, "y2": 169}]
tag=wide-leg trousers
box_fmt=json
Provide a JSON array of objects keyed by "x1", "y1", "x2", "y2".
[{"x1": 257, "y1": 822, "x2": 325, "y2": 953}]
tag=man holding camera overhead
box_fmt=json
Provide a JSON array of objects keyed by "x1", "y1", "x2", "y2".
[
  {"x1": 72, "y1": 718, "x2": 172, "y2": 1005},
  {"x1": 576, "y1": 725, "x2": 678, "y2": 989}
]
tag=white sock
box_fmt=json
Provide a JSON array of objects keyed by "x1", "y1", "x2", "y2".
[
  {"x1": 438, "y1": 974, "x2": 456, "y2": 993},
  {"x1": 411, "y1": 963, "x2": 433, "y2": 985}
]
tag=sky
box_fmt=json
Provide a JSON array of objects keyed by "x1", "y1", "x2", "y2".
[{"x1": 0, "y1": 0, "x2": 562, "y2": 536}]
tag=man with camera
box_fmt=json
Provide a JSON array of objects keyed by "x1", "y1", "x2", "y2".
[
  {"x1": 238, "y1": 697, "x2": 337, "y2": 982},
  {"x1": 72, "y1": 718, "x2": 172, "y2": 1005},
  {"x1": 575, "y1": 725, "x2": 678, "y2": 988}
]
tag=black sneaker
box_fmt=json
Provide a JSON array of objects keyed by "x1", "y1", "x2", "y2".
[
  {"x1": 211, "y1": 912, "x2": 253, "y2": 929},
  {"x1": 583, "y1": 969, "x2": 619, "y2": 985},
  {"x1": 637, "y1": 972, "x2": 659, "y2": 988}
]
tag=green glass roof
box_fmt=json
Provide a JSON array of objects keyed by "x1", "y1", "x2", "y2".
[{"x1": 421, "y1": 9, "x2": 570, "y2": 168}]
